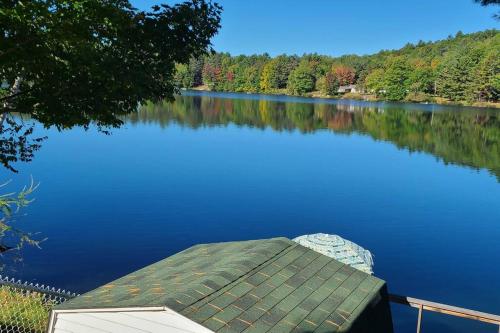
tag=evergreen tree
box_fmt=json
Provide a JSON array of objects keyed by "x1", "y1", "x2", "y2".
[
  {"x1": 274, "y1": 55, "x2": 299, "y2": 88},
  {"x1": 436, "y1": 46, "x2": 482, "y2": 101},
  {"x1": 472, "y1": 49, "x2": 500, "y2": 101},
  {"x1": 408, "y1": 63, "x2": 435, "y2": 94},
  {"x1": 188, "y1": 57, "x2": 205, "y2": 87},
  {"x1": 384, "y1": 57, "x2": 411, "y2": 101}
]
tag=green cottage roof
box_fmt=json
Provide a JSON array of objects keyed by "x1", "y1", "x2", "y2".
[{"x1": 57, "y1": 237, "x2": 393, "y2": 333}]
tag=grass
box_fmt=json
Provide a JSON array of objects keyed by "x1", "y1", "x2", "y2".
[{"x1": 0, "y1": 286, "x2": 52, "y2": 333}]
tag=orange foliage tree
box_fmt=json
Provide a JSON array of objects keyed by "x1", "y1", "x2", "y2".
[{"x1": 333, "y1": 65, "x2": 356, "y2": 86}]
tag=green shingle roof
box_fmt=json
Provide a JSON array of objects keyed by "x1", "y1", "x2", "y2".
[{"x1": 57, "y1": 237, "x2": 393, "y2": 333}]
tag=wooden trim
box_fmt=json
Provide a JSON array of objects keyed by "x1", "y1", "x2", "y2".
[
  {"x1": 51, "y1": 306, "x2": 167, "y2": 314},
  {"x1": 390, "y1": 294, "x2": 500, "y2": 326},
  {"x1": 46, "y1": 310, "x2": 57, "y2": 333},
  {"x1": 47, "y1": 306, "x2": 216, "y2": 333},
  {"x1": 47, "y1": 307, "x2": 167, "y2": 332}
]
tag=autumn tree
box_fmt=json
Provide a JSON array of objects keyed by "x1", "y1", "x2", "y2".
[
  {"x1": 333, "y1": 65, "x2": 356, "y2": 86},
  {"x1": 202, "y1": 63, "x2": 221, "y2": 89},
  {"x1": 260, "y1": 60, "x2": 278, "y2": 92},
  {"x1": 318, "y1": 72, "x2": 340, "y2": 96},
  {"x1": 202, "y1": 53, "x2": 227, "y2": 90}
]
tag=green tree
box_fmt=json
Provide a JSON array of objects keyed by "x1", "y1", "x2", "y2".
[
  {"x1": 1, "y1": 0, "x2": 221, "y2": 171},
  {"x1": 273, "y1": 55, "x2": 299, "y2": 88},
  {"x1": 408, "y1": 62, "x2": 435, "y2": 94},
  {"x1": 472, "y1": 49, "x2": 500, "y2": 101},
  {"x1": 232, "y1": 63, "x2": 248, "y2": 92},
  {"x1": 365, "y1": 68, "x2": 385, "y2": 95},
  {"x1": 242, "y1": 66, "x2": 261, "y2": 93},
  {"x1": 287, "y1": 62, "x2": 315, "y2": 95},
  {"x1": 174, "y1": 63, "x2": 192, "y2": 88},
  {"x1": 384, "y1": 57, "x2": 411, "y2": 101},
  {"x1": 436, "y1": 46, "x2": 482, "y2": 101}
]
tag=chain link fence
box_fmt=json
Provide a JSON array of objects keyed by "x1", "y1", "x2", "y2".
[{"x1": 0, "y1": 275, "x2": 78, "y2": 333}]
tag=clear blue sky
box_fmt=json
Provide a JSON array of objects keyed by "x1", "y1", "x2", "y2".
[{"x1": 132, "y1": 0, "x2": 498, "y2": 57}]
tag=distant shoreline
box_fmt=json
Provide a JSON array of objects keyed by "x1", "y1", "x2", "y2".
[
  {"x1": 185, "y1": 87, "x2": 500, "y2": 109},
  {"x1": 175, "y1": 30, "x2": 499, "y2": 110}
]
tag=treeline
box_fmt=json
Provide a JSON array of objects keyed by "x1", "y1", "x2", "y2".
[
  {"x1": 135, "y1": 95, "x2": 500, "y2": 180},
  {"x1": 174, "y1": 30, "x2": 499, "y2": 104}
]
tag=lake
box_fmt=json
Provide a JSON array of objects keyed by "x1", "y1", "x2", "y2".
[{"x1": 5, "y1": 91, "x2": 500, "y2": 333}]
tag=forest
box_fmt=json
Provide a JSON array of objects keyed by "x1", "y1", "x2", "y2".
[{"x1": 174, "y1": 30, "x2": 499, "y2": 106}]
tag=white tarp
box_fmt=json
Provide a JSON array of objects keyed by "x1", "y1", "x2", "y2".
[{"x1": 293, "y1": 233, "x2": 374, "y2": 274}]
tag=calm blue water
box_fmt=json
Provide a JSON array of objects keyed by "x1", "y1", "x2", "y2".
[{"x1": 5, "y1": 91, "x2": 500, "y2": 333}]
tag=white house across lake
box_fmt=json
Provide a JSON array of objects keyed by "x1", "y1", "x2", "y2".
[{"x1": 338, "y1": 85, "x2": 358, "y2": 93}]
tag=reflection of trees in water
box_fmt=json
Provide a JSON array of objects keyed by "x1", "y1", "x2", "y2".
[{"x1": 132, "y1": 95, "x2": 500, "y2": 180}]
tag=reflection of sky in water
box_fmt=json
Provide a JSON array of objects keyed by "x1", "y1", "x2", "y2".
[{"x1": 5, "y1": 91, "x2": 500, "y2": 333}]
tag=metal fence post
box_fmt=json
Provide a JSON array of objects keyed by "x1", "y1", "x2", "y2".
[{"x1": 416, "y1": 304, "x2": 423, "y2": 333}]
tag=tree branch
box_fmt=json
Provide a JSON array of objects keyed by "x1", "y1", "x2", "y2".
[
  {"x1": 1, "y1": 77, "x2": 22, "y2": 132},
  {"x1": 0, "y1": 90, "x2": 29, "y2": 103}
]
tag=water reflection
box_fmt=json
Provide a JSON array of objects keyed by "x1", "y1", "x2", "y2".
[{"x1": 130, "y1": 92, "x2": 500, "y2": 181}]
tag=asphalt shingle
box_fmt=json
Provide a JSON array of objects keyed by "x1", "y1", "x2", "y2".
[{"x1": 57, "y1": 237, "x2": 393, "y2": 333}]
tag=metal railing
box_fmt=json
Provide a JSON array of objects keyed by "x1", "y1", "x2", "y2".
[{"x1": 389, "y1": 294, "x2": 500, "y2": 333}]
